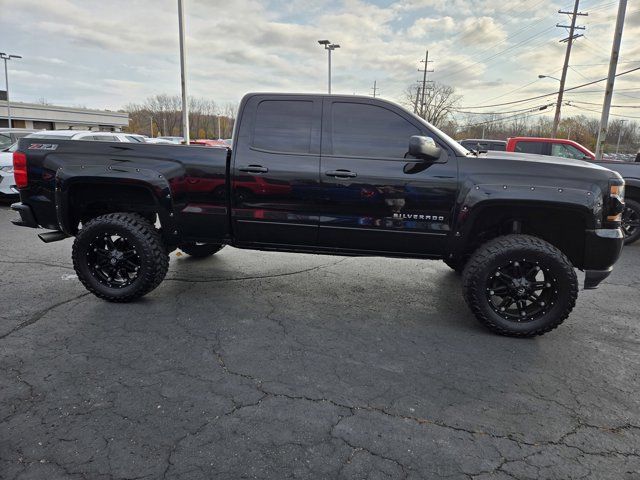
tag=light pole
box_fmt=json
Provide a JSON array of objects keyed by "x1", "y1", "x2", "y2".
[
  {"x1": 1, "y1": 52, "x2": 22, "y2": 129},
  {"x1": 616, "y1": 119, "x2": 627, "y2": 155},
  {"x1": 539, "y1": 74, "x2": 562, "y2": 136},
  {"x1": 538, "y1": 74, "x2": 561, "y2": 82},
  {"x1": 178, "y1": 0, "x2": 190, "y2": 144},
  {"x1": 318, "y1": 40, "x2": 340, "y2": 94}
]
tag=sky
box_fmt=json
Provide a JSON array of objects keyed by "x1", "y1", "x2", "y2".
[{"x1": 0, "y1": 0, "x2": 638, "y2": 121}]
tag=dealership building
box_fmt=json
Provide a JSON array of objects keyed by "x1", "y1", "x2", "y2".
[{"x1": 0, "y1": 99, "x2": 129, "y2": 131}]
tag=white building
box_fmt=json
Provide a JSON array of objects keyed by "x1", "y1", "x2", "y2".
[{"x1": 0, "y1": 100, "x2": 129, "y2": 131}]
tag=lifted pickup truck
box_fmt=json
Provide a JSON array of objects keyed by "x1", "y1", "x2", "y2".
[
  {"x1": 506, "y1": 136, "x2": 640, "y2": 244},
  {"x1": 11, "y1": 93, "x2": 625, "y2": 337}
]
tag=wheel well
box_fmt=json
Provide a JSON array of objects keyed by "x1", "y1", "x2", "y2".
[
  {"x1": 67, "y1": 183, "x2": 159, "y2": 231},
  {"x1": 625, "y1": 184, "x2": 640, "y2": 203},
  {"x1": 462, "y1": 205, "x2": 588, "y2": 268}
]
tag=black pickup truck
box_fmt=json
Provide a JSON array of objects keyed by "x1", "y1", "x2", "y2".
[{"x1": 11, "y1": 93, "x2": 626, "y2": 337}]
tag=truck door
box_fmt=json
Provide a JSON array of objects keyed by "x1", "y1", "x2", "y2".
[
  {"x1": 231, "y1": 95, "x2": 322, "y2": 246},
  {"x1": 318, "y1": 98, "x2": 458, "y2": 256}
]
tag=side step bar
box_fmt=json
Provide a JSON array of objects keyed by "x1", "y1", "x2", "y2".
[{"x1": 38, "y1": 231, "x2": 70, "y2": 243}]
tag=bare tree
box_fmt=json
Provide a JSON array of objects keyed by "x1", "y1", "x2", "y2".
[
  {"x1": 124, "y1": 95, "x2": 236, "y2": 139},
  {"x1": 403, "y1": 82, "x2": 460, "y2": 128}
]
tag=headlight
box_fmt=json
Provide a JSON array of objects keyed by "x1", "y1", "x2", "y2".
[
  {"x1": 0, "y1": 166, "x2": 13, "y2": 173},
  {"x1": 607, "y1": 181, "x2": 625, "y2": 222}
]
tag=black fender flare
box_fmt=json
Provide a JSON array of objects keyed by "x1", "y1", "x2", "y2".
[
  {"x1": 54, "y1": 165, "x2": 178, "y2": 243},
  {"x1": 448, "y1": 181, "x2": 603, "y2": 257}
]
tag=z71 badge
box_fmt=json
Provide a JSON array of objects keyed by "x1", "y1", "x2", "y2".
[{"x1": 28, "y1": 143, "x2": 58, "y2": 151}]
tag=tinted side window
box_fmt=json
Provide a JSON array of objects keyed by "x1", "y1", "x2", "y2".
[
  {"x1": 551, "y1": 143, "x2": 585, "y2": 159},
  {"x1": 126, "y1": 135, "x2": 143, "y2": 143},
  {"x1": 514, "y1": 141, "x2": 544, "y2": 154},
  {"x1": 331, "y1": 102, "x2": 420, "y2": 158},
  {"x1": 491, "y1": 143, "x2": 506, "y2": 151},
  {"x1": 0, "y1": 133, "x2": 12, "y2": 149},
  {"x1": 253, "y1": 100, "x2": 313, "y2": 154},
  {"x1": 94, "y1": 135, "x2": 118, "y2": 142}
]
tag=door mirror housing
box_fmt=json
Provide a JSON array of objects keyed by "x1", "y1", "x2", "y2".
[{"x1": 408, "y1": 136, "x2": 442, "y2": 161}]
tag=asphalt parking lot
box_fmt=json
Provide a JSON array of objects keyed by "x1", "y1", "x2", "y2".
[{"x1": 1, "y1": 203, "x2": 639, "y2": 480}]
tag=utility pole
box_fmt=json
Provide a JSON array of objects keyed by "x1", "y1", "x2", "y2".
[
  {"x1": 615, "y1": 119, "x2": 627, "y2": 155},
  {"x1": 150, "y1": 116, "x2": 154, "y2": 137},
  {"x1": 417, "y1": 49, "x2": 434, "y2": 117},
  {"x1": 553, "y1": 0, "x2": 587, "y2": 137},
  {"x1": 371, "y1": 80, "x2": 378, "y2": 98},
  {"x1": 178, "y1": 0, "x2": 190, "y2": 144},
  {"x1": 595, "y1": 0, "x2": 627, "y2": 160},
  {"x1": 217, "y1": 115, "x2": 221, "y2": 139},
  {"x1": 0, "y1": 52, "x2": 22, "y2": 129},
  {"x1": 413, "y1": 86, "x2": 422, "y2": 114}
]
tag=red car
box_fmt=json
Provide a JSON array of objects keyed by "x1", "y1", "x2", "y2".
[
  {"x1": 506, "y1": 137, "x2": 595, "y2": 160},
  {"x1": 190, "y1": 139, "x2": 229, "y2": 148}
]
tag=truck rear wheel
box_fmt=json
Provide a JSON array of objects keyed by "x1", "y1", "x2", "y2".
[
  {"x1": 462, "y1": 234, "x2": 578, "y2": 337},
  {"x1": 72, "y1": 213, "x2": 169, "y2": 302},
  {"x1": 622, "y1": 198, "x2": 640, "y2": 245},
  {"x1": 179, "y1": 243, "x2": 224, "y2": 258}
]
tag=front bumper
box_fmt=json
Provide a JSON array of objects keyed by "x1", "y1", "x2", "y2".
[
  {"x1": 583, "y1": 228, "x2": 624, "y2": 289},
  {"x1": 11, "y1": 202, "x2": 39, "y2": 228}
]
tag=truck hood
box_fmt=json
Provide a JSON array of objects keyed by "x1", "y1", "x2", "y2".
[{"x1": 481, "y1": 150, "x2": 612, "y2": 172}]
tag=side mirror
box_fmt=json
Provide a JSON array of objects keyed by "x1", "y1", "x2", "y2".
[{"x1": 408, "y1": 135, "x2": 442, "y2": 161}]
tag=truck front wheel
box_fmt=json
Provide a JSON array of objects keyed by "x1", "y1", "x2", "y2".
[
  {"x1": 72, "y1": 213, "x2": 169, "y2": 302},
  {"x1": 622, "y1": 198, "x2": 640, "y2": 245},
  {"x1": 462, "y1": 234, "x2": 578, "y2": 337}
]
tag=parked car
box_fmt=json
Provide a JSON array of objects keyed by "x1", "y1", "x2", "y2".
[
  {"x1": 146, "y1": 138, "x2": 176, "y2": 145},
  {"x1": 0, "y1": 142, "x2": 20, "y2": 196},
  {"x1": 12, "y1": 93, "x2": 625, "y2": 337},
  {"x1": 0, "y1": 128, "x2": 39, "y2": 150},
  {"x1": 157, "y1": 136, "x2": 185, "y2": 144},
  {"x1": 506, "y1": 137, "x2": 594, "y2": 160},
  {"x1": 191, "y1": 139, "x2": 229, "y2": 148},
  {"x1": 504, "y1": 137, "x2": 640, "y2": 244},
  {"x1": 19, "y1": 130, "x2": 146, "y2": 143},
  {"x1": 459, "y1": 139, "x2": 506, "y2": 152}
]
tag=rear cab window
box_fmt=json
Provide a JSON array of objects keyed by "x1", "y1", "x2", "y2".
[
  {"x1": 252, "y1": 100, "x2": 314, "y2": 154},
  {"x1": 514, "y1": 141, "x2": 545, "y2": 155},
  {"x1": 551, "y1": 143, "x2": 587, "y2": 160}
]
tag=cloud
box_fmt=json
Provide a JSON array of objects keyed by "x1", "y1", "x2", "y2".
[
  {"x1": 0, "y1": 0, "x2": 633, "y2": 120},
  {"x1": 407, "y1": 16, "x2": 455, "y2": 39}
]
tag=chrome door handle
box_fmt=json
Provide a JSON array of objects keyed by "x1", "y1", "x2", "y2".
[
  {"x1": 325, "y1": 169, "x2": 357, "y2": 178},
  {"x1": 239, "y1": 165, "x2": 268, "y2": 173}
]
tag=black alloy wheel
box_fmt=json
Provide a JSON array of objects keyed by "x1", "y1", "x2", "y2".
[
  {"x1": 486, "y1": 260, "x2": 558, "y2": 323},
  {"x1": 621, "y1": 199, "x2": 640, "y2": 245},
  {"x1": 86, "y1": 233, "x2": 141, "y2": 288}
]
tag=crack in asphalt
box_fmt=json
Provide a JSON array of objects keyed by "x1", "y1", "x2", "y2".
[
  {"x1": 0, "y1": 292, "x2": 91, "y2": 340},
  {"x1": 0, "y1": 259, "x2": 75, "y2": 270},
  {"x1": 163, "y1": 257, "x2": 349, "y2": 283},
  {"x1": 206, "y1": 343, "x2": 640, "y2": 476}
]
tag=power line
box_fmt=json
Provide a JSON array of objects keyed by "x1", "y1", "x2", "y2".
[
  {"x1": 458, "y1": 65, "x2": 640, "y2": 109},
  {"x1": 455, "y1": 102, "x2": 556, "y2": 115},
  {"x1": 566, "y1": 99, "x2": 640, "y2": 108},
  {"x1": 460, "y1": 108, "x2": 550, "y2": 128},
  {"x1": 569, "y1": 103, "x2": 640, "y2": 119},
  {"x1": 434, "y1": 25, "x2": 556, "y2": 82}
]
